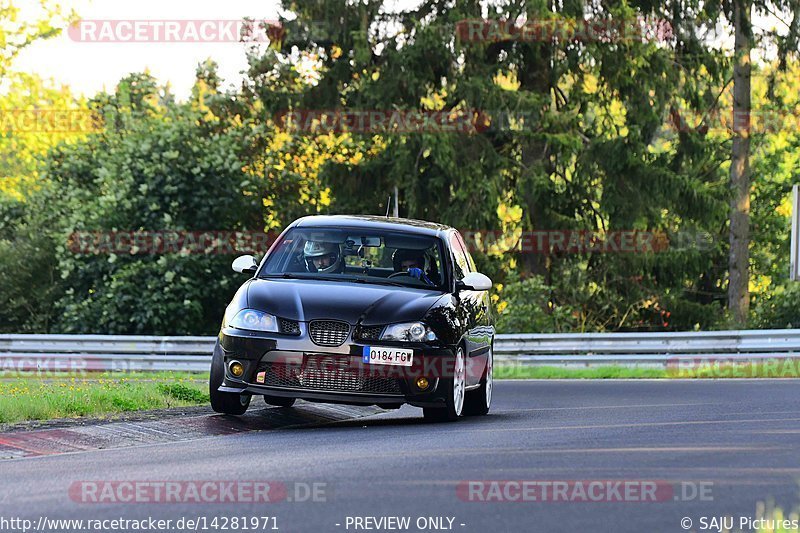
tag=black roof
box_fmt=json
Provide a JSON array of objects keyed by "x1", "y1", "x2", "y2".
[{"x1": 291, "y1": 215, "x2": 453, "y2": 237}]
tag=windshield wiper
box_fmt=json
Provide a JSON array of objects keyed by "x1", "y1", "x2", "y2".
[
  {"x1": 260, "y1": 273, "x2": 303, "y2": 279},
  {"x1": 309, "y1": 276, "x2": 403, "y2": 285},
  {"x1": 351, "y1": 278, "x2": 406, "y2": 287}
]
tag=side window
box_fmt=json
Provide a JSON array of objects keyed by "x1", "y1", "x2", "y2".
[
  {"x1": 449, "y1": 232, "x2": 470, "y2": 280},
  {"x1": 454, "y1": 232, "x2": 476, "y2": 272}
]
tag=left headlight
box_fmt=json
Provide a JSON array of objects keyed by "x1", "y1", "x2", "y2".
[
  {"x1": 227, "y1": 309, "x2": 279, "y2": 332},
  {"x1": 381, "y1": 322, "x2": 437, "y2": 342}
]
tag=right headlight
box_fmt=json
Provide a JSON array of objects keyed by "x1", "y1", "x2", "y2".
[
  {"x1": 381, "y1": 322, "x2": 437, "y2": 342},
  {"x1": 227, "y1": 309, "x2": 279, "y2": 332}
]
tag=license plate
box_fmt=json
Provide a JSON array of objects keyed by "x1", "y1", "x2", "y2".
[{"x1": 362, "y1": 346, "x2": 414, "y2": 367}]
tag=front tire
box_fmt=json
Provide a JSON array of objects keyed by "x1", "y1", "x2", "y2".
[
  {"x1": 464, "y1": 344, "x2": 492, "y2": 416},
  {"x1": 209, "y1": 340, "x2": 251, "y2": 415},
  {"x1": 423, "y1": 346, "x2": 466, "y2": 422}
]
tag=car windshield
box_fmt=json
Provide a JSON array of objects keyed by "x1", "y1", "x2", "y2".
[{"x1": 259, "y1": 227, "x2": 447, "y2": 291}]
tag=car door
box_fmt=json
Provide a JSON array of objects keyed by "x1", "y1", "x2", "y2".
[{"x1": 449, "y1": 231, "x2": 490, "y2": 387}]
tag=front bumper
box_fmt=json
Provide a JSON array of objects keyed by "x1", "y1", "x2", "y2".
[{"x1": 217, "y1": 326, "x2": 456, "y2": 407}]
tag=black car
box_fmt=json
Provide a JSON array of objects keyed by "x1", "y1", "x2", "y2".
[{"x1": 209, "y1": 215, "x2": 495, "y2": 421}]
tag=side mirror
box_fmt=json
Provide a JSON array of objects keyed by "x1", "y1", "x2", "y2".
[
  {"x1": 456, "y1": 272, "x2": 492, "y2": 291},
  {"x1": 232, "y1": 255, "x2": 258, "y2": 275}
]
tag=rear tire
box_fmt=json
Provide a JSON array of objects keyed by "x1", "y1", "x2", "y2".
[
  {"x1": 422, "y1": 346, "x2": 466, "y2": 422},
  {"x1": 209, "y1": 340, "x2": 251, "y2": 415},
  {"x1": 464, "y1": 344, "x2": 492, "y2": 416},
  {"x1": 264, "y1": 395, "x2": 296, "y2": 407}
]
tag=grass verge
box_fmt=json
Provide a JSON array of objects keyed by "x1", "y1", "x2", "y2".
[
  {"x1": 0, "y1": 372, "x2": 210, "y2": 425},
  {"x1": 495, "y1": 365, "x2": 667, "y2": 379},
  {"x1": 495, "y1": 361, "x2": 800, "y2": 379},
  {"x1": 3, "y1": 361, "x2": 800, "y2": 426}
]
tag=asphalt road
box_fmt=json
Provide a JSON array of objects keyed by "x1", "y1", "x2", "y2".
[{"x1": 2, "y1": 380, "x2": 800, "y2": 533}]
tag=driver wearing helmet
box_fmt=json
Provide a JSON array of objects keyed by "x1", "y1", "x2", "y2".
[
  {"x1": 392, "y1": 249, "x2": 434, "y2": 285},
  {"x1": 304, "y1": 241, "x2": 343, "y2": 273}
]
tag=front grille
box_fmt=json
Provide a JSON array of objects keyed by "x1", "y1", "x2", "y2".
[
  {"x1": 256, "y1": 357, "x2": 402, "y2": 395},
  {"x1": 309, "y1": 320, "x2": 350, "y2": 346},
  {"x1": 354, "y1": 324, "x2": 384, "y2": 341},
  {"x1": 300, "y1": 356, "x2": 363, "y2": 390},
  {"x1": 278, "y1": 318, "x2": 300, "y2": 335}
]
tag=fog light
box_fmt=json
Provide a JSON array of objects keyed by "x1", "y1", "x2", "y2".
[
  {"x1": 416, "y1": 377, "x2": 430, "y2": 390},
  {"x1": 229, "y1": 361, "x2": 245, "y2": 378}
]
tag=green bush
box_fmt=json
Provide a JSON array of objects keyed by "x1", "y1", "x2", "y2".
[
  {"x1": 38, "y1": 73, "x2": 260, "y2": 334},
  {"x1": 495, "y1": 273, "x2": 576, "y2": 333},
  {"x1": 157, "y1": 383, "x2": 209, "y2": 403},
  {"x1": 753, "y1": 283, "x2": 800, "y2": 329},
  {"x1": 0, "y1": 197, "x2": 63, "y2": 333}
]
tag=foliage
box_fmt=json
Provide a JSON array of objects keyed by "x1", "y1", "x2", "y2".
[
  {"x1": 268, "y1": 0, "x2": 733, "y2": 331},
  {"x1": 494, "y1": 273, "x2": 575, "y2": 333},
  {"x1": 157, "y1": 382, "x2": 210, "y2": 403},
  {"x1": 0, "y1": 206, "x2": 61, "y2": 332},
  {"x1": 2, "y1": 1, "x2": 800, "y2": 334},
  {"x1": 753, "y1": 283, "x2": 800, "y2": 329},
  {"x1": 0, "y1": 4, "x2": 87, "y2": 332},
  {"x1": 0, "y1": 73, "x2": 91, "y2": 200},
  {"x1": 0, "y1": 0, "x2": 74, "y2": 78},
  {"x1": 40, "y1": 73, "x2": 261, "y2": 334}
]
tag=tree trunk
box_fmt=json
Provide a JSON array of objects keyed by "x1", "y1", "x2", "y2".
[
  {"x1": 518, "y1": 3, "x2": 554, "y2": 278},
  {"x1": 728, "y1": 0, "x2": 752, "y2": 326}
]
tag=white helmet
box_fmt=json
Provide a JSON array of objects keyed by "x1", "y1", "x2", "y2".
[{"x1": 303, "y1": 241, "x2": 342, "y2": 273}]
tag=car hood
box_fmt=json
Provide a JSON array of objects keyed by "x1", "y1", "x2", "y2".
[{"x1": 246, "y1": 278, "x2": 444, "y2": 324}]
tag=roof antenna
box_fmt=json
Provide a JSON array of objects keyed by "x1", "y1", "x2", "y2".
[{"x1": 385, "y1": 195, "x2": 391, "y2": 217}]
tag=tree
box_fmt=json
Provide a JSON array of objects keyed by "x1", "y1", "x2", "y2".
[
  {"x1": 700, "y1": 0, "x2": 800, "y2": 325},
  {"x1": 728, "y1": 0, "x2": 753, "y2": 326},
  {"x1": 0, "y1": 73, "x2": 90, "y2": 200},
  {"x1": 5, "y1": 0, "x2": 799, "y2": 335},
  {"x1": 1, "y1": 1, "x2": 82, "y2": 200},
  {"x1": 0, "y1": 2, "x2": 85, "y2": 332},
  {"x1": 263, "y1": 0, "x2": 733, "y2": 331},
  {"x1": 40, "y1": 73, "x2": 257, "y2": 334},
  {"x1": 0, "y1": 0, "x2": 73, "y2": 78}
]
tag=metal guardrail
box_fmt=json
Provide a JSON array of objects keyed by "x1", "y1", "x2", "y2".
[
  {"x1": 493, "y1": 329, "x2": 800, "y2": 368},
  {"x1": 0, "y1": 335, "x2": 214, "y2": 373},
  {"x1": 1, "y1": 329, "x2": 800, "y2": 372}
]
